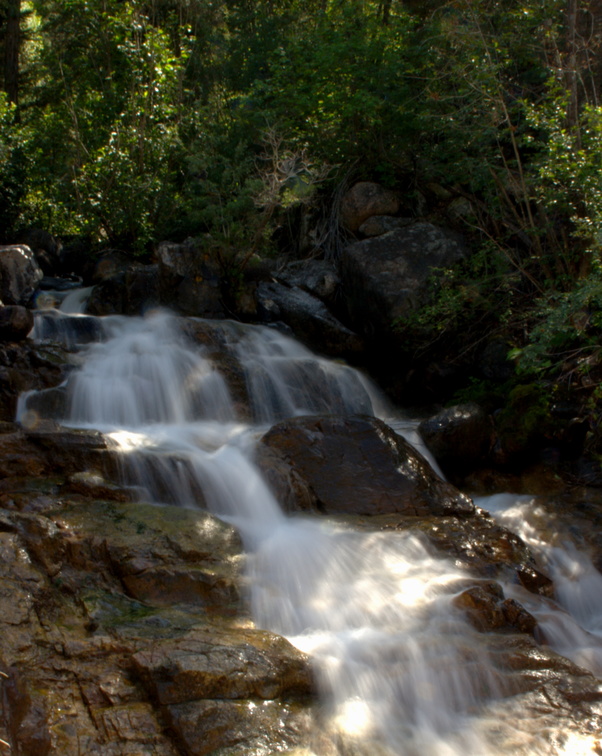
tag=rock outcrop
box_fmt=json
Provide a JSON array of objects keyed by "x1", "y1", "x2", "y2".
[
  {"x1": 258, "y1": 414, "x2": 475, "y2": 517},
  {"x1": 256, "y1": 281, "x2": 363, "y2": 357},
  {"x1": 340, "y1": 222, "x2": 468, "y2": 342},
  {"x1": 340, "y1": 181, "x2": 400, "y2": 233},
  {"x1": 0, "y1": 244, "x2": 44, "y2": 306},
  {"x1": 0, "y1": 456, "x2": 315, "y2": 755}
]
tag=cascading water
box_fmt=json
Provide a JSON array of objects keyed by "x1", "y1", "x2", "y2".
[
  {"x1": 477, "y1": 494, "x2": 602, "y2": 676},
  {"x1": 19, "y1": 306, "x2": 602, "y2": 755}
]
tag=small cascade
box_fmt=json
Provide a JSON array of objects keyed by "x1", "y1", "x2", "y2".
[
  {"x1": 478, "y1": 493, "x2": 602, "y2": 676},
  {"x1": 17, "y1": 306, "x2": 602, "y2": 755},
  {"x1": 60, "y1": 284, "x2": 94, "y2": 313},
  {"x1": 230, "y1": 324, "x2": 379, "y2": 423},
  {"x1": 66, "y1": 312, "x2": 235, "y2": 428},
  {"x1": 248, "y1": 519, "x2": 502, "y2": 755}
]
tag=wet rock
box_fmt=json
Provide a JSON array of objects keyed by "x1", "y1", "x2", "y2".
[
  {"x1": 453, "y1": 583, "x2": 537, "y2": 634},
  {"x1": 132, "y1": 628, "x2": 312, "y2": 704},
  {"x1": 256, "y1": 445, "x2": 320, "y2": 513},
  {"x1": 340, "y1": 182, "x2": 399, "y2": 233},
  {"x1": 340, "y1": 509, "x2": 542, "y2": 587},
  {"x1": 24, "y1": 425, "x2": 119, "y2": 479},
  {"x1": 0, "y1": 244, "x2": 44, "y2": 305},
  {"x1": 0, "y1": 461, "x2": 314, "y2": 756},
  {"x1": 165, "y1": 699, "x2": 311, "y2": 756},
  {"x1": 0, "y1": 340, "x2": 69, "y2": 421},
  {"x1": 0, "y1": 429, "x2": 48, "y2": 478},
  {"x1": 0, "y1": 306, "x2": 34, "y2": 341},
  {"x1": 256, "y1": 281, "x2": 363, "y2": 358},
  {"x1": 340, "y1": 222, "x2": 468, "y2": 342},
  {"x1": 56, "y1": 499, "x2": 243, "y2": 610},
  {"x1": 516, "y1": 564, "x2": 555, "y2": 598},
  {"x1": 476, "y1": 633, "x2": 602, "y2": 752},
  {"x1": 259, "y1": 415, "x2": 474, "y2": 517},
  {"x1": 418, "y1": 402, "x2": 494, "y2": 478},
  {"x1": 66, "y1": 471, "x2": 136, "y2": 502}
]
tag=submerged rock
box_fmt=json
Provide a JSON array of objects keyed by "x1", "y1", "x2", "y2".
[{"x1": 258, "y1": 414, "x2": 474, "y2": 517}]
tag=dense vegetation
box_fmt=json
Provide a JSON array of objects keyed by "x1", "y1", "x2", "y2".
[{"x1": 1, "y1": 0, "x2": 602, "y2": 461}]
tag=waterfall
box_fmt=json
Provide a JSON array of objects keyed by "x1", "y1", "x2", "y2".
[{"x1": 19, "y1": 306, "x2": 602, "y2": 755}]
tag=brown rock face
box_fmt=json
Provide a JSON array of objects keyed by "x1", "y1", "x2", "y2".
[
  {"x1": 0, "y1": 341, "x2": 68, "y2": 422},
  {"x1": 0, "y1": 488, "x2": 315, "y2": 755},
  {"x1": 259, "y1": 414, "x2": 474, "y2": 517},
  {"x1": 132, "y1": 629, "x2": 312, "y2": 705},
  {"x1": 453, "y1": 582, "x2": 538, "y2": 634},
  {"x1": 340, "y1": 182, "x2": 400, "y2": 233}
]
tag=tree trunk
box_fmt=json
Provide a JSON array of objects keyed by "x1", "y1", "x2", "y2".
[
  {"x1": 566, "y1": 0, "x2": 579, "y2": 135},
  {"x1": 3, "y1": 0, "x2": 20, "y2": 107},
  {"x1": 381, "y1": 0, "x2": 392, "y2": 25}
]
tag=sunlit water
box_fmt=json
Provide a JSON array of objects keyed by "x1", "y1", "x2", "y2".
[
  {"x1": 477, "y1": 493, "x2": 602, "y2": 676},
  {"x1": 19, "y1": 307, "x2": 602, "y2": 755}
]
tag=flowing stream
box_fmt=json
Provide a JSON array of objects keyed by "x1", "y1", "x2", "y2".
[{"x1": 19, "y1": 307, "x2": 602, "y2": 755}]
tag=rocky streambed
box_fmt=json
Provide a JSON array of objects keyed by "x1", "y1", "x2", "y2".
[{"x1": 0, "y1": 309, "x2": 601, "y2": 755}]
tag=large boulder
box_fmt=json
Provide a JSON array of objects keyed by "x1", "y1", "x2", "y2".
[
  {"x1": 340, "y1": 181, "x2": 399, "y2": 233},
  {"x1": 418, "y1": 402, "x2": 495, "y2": 479},
  {"x1": 156, "y1": 239, "x2": 225, "y2": 318},
  {"x1": 256, "y1": 281, "x2": 363, "y2": 358},
  {"x1": 258, "y1": 414, "x2": 474, "y2": 517},
  {"x1": 0, "y1": 244, "x2": 44, "y2": 306},
  {"x1": 340, "y1": 222, "x2": 468, "y2": 342}
]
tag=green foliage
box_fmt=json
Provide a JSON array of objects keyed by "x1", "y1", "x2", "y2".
[
  {"x1": 396, "y1": 242, "x2": 515, "y2": 355},
  {"x1": 495, "y1": 382, "x2": 553, "y2": 455},
  {"x1": 510, "y1": 272, "x2": 602, "y2": 377},
  {"x1": 14, "y1": 0, "x2": 188, "y2": 249},
  {"x1": 0, "y1": 91, "x2": 25, "y2": 238},
  {"x1": 252, "y1": 3, "x2": 417, "y2": 167}
]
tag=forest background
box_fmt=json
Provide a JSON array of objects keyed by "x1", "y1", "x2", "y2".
[{"x1": 1, "y1": 0, "x2": 602, "y2": 463}]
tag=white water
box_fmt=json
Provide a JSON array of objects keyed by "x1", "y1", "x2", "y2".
[
  {"x1": 20, "y1": 307, "x2": 602, "y2": 755},
  {"x1": 478, "y1": 493, "x2": 602, "y2": 676}
]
